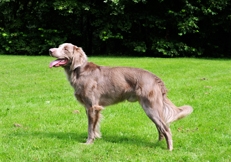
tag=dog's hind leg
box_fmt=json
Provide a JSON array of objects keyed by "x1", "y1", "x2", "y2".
[
  {"x1": 157, "y1": 129, "x2": 165, "y2": 141},
  {"x1": 140, "y1": 99, "x2": 173, "y2": 151}
]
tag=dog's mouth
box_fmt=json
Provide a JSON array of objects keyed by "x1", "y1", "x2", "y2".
[{"x1": 49, "y1": 59, "x2": 69, "y2": 68}]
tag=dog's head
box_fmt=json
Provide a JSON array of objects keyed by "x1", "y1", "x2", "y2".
[{"x1": 49, "y1": 43, "x2": 87, "y2": 70}]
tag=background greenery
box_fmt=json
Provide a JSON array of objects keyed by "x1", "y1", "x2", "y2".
[
  {"x1": 0, "y1": 0, "x2": 231, "y2": 57},
  {"x1": 1, "y1": 56, "x2": 231, "y2": 161}
]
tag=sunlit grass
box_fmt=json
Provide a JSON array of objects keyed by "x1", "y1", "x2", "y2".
[{"x1": 0, "y1": 55, "x2": 231, "y2": 161}]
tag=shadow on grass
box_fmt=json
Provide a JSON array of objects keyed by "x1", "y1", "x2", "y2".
[
  {"x1": 11, "y1": 130, "x2": 166, "y2": 149},
  {"x1": 100, "y1": 133, "x2": 167, "y2": 150},
  {"x1": 10, "y1": 131, "x2": 87, "y2": 143}
]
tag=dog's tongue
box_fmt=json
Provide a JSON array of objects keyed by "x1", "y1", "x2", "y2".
[{"x1": 49, "y1": 59, "x2": 68, "y2": 68}]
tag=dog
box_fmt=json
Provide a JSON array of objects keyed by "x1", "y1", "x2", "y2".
[{"x1": 49, "y1": 43, "x2": 193, "y2": 151}]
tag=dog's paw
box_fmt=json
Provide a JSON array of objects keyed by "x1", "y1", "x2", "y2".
[{"x1": 85, "y1": 138, "x2": 94, "y2": 144}]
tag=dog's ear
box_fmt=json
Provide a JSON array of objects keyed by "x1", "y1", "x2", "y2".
[{"x1": 70, "y1": 46, "x2": 87, "y2": 70}]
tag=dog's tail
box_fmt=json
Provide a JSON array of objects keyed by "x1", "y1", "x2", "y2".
[{"x1": 163, "y1": 98, "x2": 193, "y2": 124}]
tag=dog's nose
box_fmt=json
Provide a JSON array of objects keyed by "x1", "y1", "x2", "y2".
[{"x1": 49, "y1": 48, "x2": 55, "y2": 55}]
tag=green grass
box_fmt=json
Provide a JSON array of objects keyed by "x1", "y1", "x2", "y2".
[{"x1": 0, "y1": 55, "x2": 231, "y2": 161}]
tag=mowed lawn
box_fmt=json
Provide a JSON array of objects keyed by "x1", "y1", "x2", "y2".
[{"x1": 0, "y1": 55, "x2": 230, "y2": 161}]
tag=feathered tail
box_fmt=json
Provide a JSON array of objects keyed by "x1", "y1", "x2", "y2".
[{"x1": 163, "y1": 98, "x2": 193, "y2": 124}]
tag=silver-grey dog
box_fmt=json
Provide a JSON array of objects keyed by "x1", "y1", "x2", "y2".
[{"x1": 49, "y1": 43, "x2": 193, "y2": 151}]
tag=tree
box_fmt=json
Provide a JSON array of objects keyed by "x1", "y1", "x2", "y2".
[{"x1": 0, "y1": 0, "x2": 230, "y2": 57}]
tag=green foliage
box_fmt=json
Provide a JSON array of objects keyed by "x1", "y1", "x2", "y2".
[
  {"x1": 154, "y1": 40, "x2": 201, "y2": 57},
  {"x1": 0, "y1": 0, "x2": 231, "y2": 57}
]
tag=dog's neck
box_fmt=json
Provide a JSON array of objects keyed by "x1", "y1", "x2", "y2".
[
  {"x1": 64, "y1": 59, "x2": 87, "y2": 72},
  {"x1": 63, "y1": 61, "x2": 89, "y2": 87}
]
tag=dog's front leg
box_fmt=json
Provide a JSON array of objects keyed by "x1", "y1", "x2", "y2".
[
  {"x1": 86, "y1": 106, "x2": 95, "y2": 144},
  {"x1": 92, "y1": 105, "x2": 104, "y2": 139}
]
